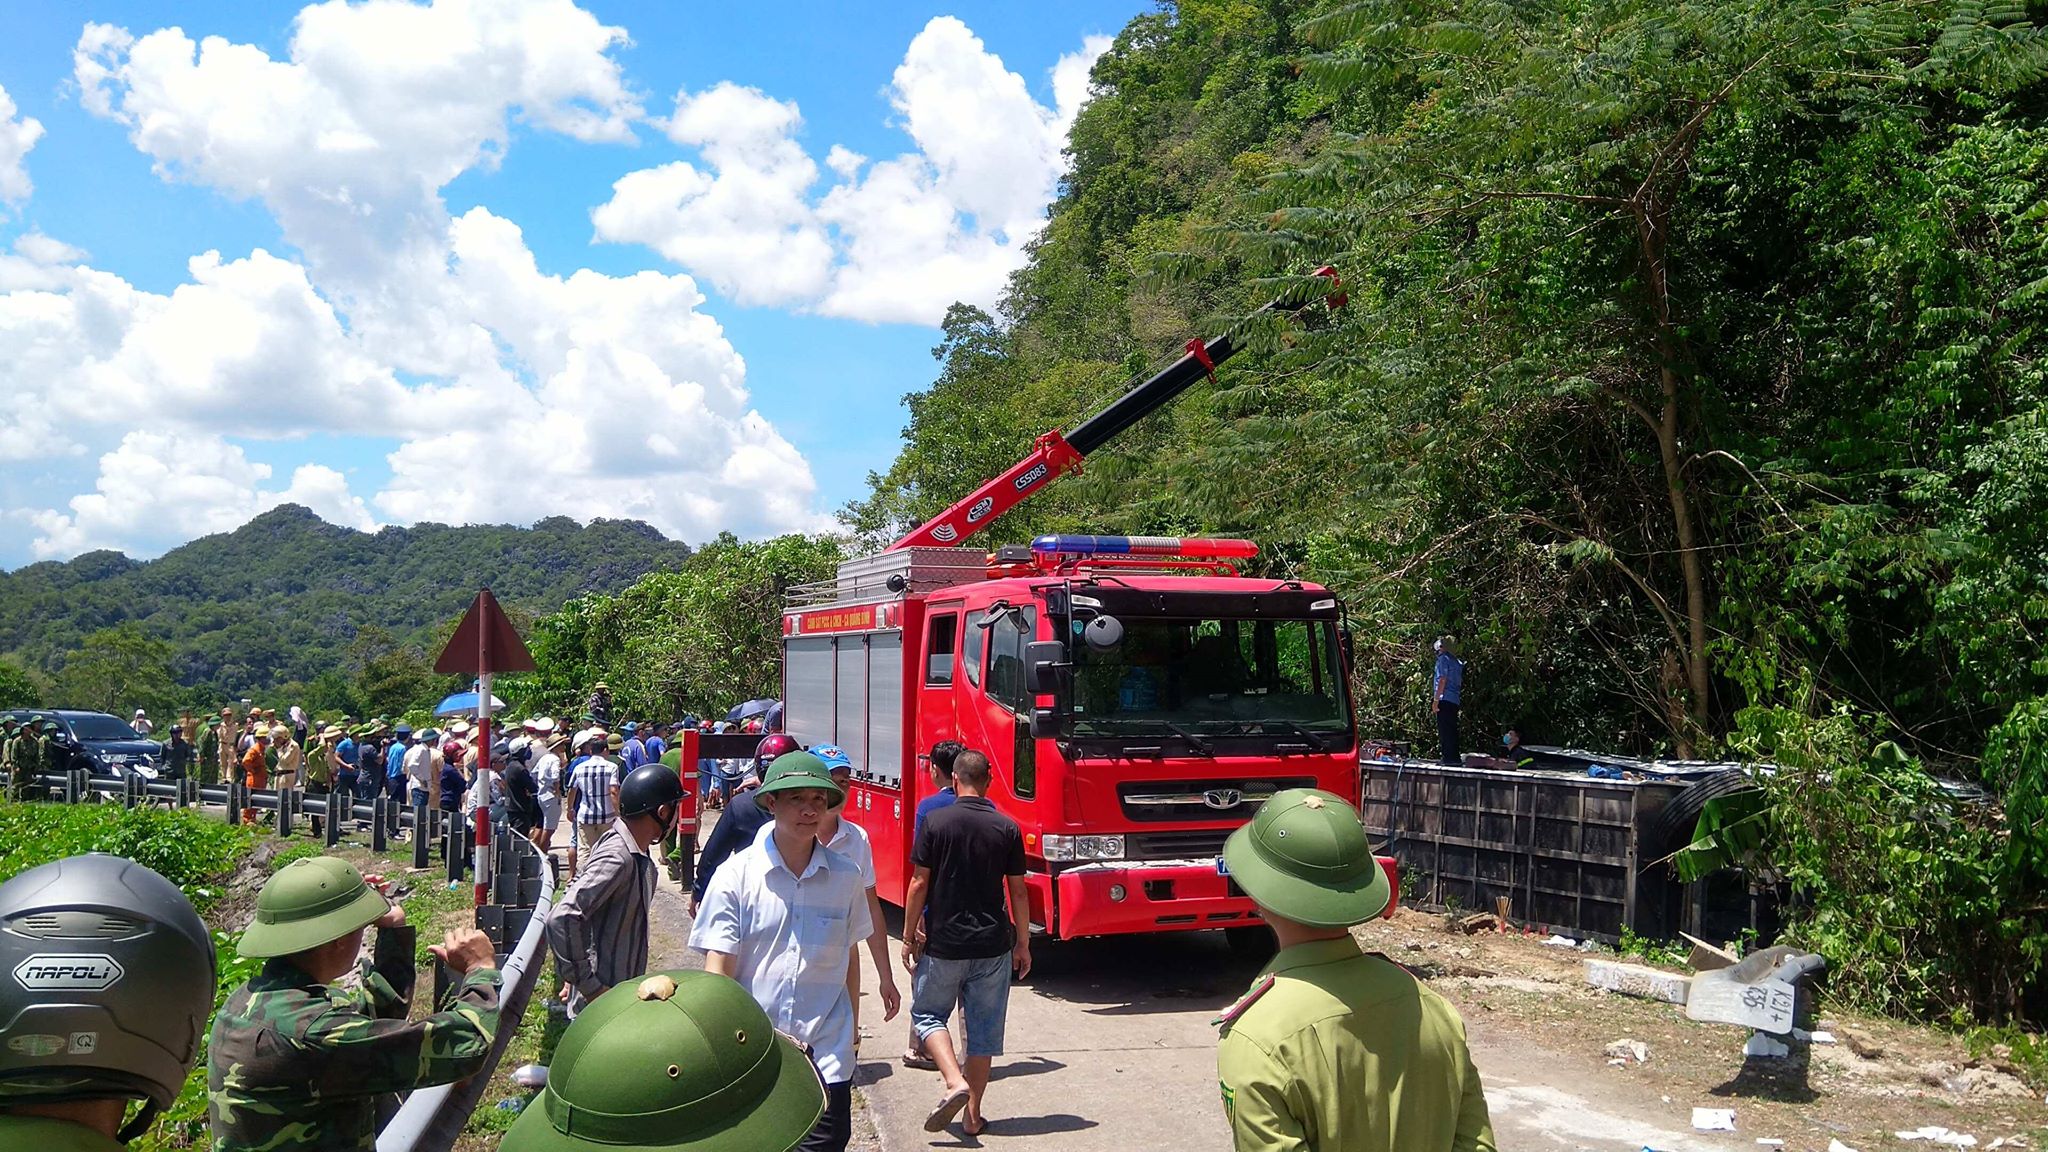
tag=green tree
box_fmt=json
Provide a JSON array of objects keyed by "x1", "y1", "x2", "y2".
[
  {"x1": 57, "y1": 624, "x2": 176, "y2": 715},
  {"x1": 347, "y1": 626, "x2": 436, "y2": 719},
  {"x1": 525, "y1": 535, "x2": 843, "y2": 721}
]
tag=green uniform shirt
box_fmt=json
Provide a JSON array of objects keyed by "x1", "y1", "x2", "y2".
[
  {"x1": 0, "y1": 1114, "x2": 130, "y2": 1152},
  {"x1": 1215, "y1": 936, "x2": 1495, "y2": 1152},
  {"x1": 206, "y1": 924, "x2": 501, "y2": 1152}
]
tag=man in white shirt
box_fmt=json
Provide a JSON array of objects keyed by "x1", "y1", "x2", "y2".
[
  {"x1": 809, "y1": 744, "x2": 901, "y2": 1045},
  {"x1": 689, "y1": 752, "x2": 878, "y2": 1152},
  {"x1": 403, "y1": 727, "x2": 444, "y2": 812}
]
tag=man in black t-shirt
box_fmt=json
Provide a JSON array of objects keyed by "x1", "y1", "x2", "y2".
[{"x1": 903, "y1": 750, "x2": 1029, "y2": 1137}]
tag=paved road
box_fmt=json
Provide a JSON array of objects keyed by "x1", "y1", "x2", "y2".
[
  {"x1": 620, "y1": 808, "x2": 1735, "y2": 1151},
  {"x1": 853, "y1": 925, "x2": 1742, "y2": 1152}
]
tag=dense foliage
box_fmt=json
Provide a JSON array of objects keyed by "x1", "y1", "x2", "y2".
[
  {"x1": 0, "y1": 504, "x2": 692, "y2": 713},
  {"x1": 846, "y1": 0, "x2": 2048, "y2": 1020},
  {"x1": 507, "y1": 533, "x2": 843, "y2": 722},
  {"x1": 0, "y1": 804, "x2": 249, "y2": 901}
]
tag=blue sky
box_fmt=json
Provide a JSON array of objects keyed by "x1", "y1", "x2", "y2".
[{"x1": 0, "y1": 0, "x2": 1147, "y2": 568}]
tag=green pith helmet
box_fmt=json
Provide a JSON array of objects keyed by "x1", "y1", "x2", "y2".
[
  {"x1": 238, "y1": 856, "x2": 389, "y2": 958},
  {"x1": 1221, "y1": 788, "x2": 1390, "y2": 928},
  {"x1": 756, "y1": 752, "x2": 843, "y2": 809},
  {"x1": 504, "y1": 971, "x2": 824, "y2": 1152}
]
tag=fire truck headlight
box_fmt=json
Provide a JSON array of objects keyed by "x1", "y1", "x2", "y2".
[
  {"x1": 1041, "y1": 834, "x2": 1125, "y2": 862},
  {"x1": 1109, "y1": 884, "x2": 1127, "y2": 902}
]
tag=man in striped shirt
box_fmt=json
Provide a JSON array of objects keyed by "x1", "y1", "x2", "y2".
[
  {"x1": 565, "y1": 728, "x2": 620, "y2": 879},
  {"x1": 548, "y1": 764, "x2": 682, "y2": 1018}
]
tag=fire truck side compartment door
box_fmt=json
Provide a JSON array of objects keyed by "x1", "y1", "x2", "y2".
[
  {"x1": 868, "y1": 632, "x2": 904, "y2": 789},
  {"x1": 785, "y1": 636, "x2": 834, "y2": 748}
]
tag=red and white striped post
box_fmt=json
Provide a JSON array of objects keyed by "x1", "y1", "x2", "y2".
[{"x1": 473, "y1": 671, "x2": 494, "y2": 907}]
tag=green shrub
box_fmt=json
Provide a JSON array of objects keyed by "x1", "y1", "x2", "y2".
[
  {"x1": 1737, "y1": 703, "x2": 2047, "y2": 1021},
  {"x1": 0, "y1": 804, "x2": 250, "y2": 906}
]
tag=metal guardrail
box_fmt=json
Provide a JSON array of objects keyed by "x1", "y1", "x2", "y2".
[
  {"x1": 376, "y1": 828, "x2": 556, "y2": 1152},
  {"x1": 2, "y1": 770, "x2": 557, "y2": 1152}
]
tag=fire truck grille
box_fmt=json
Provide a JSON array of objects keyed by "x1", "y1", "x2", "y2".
[
  {"x1": 1125, "y1": 829, "x2": 1235, "y2": 860},
  {"x1": 1116, "y1": 777, "x2": 1316, "y2": 822}
]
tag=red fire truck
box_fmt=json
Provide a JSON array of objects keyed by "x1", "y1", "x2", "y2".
[{"x1": 779, "y1": 272, "x2": 1394, "y2": 943}]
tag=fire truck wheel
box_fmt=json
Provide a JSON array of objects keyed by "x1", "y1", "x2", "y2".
[{"x1": 1224, "y1": 925, "x2": 1276, "y2": 960}]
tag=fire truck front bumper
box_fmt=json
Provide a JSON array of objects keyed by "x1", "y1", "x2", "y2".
[{"x1": 1042, "y1": 856, "x2": 1399, "y2": 940}]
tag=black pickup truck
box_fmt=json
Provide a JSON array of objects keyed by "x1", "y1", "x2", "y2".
[{"x1": 3, "y1": 709, "x2": 166, "y2": 780}]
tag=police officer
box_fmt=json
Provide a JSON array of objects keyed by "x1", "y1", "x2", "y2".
[
  {"x1": 503, "y1": 970, "x2": 824, "y2": 1152},
  {"x1": 0, "y1": 854, "x2": 215, "y2": 1150},
  {"x1": 1215, "y1": 788, "x2": 1495, "y2": 1151},
  {"x1": 207, "y1": 856, "x2": 503, "y2": 1151}
]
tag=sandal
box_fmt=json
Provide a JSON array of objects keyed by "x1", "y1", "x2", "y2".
[
  {"x1": 901, "y1": 1048, "x2": 937, "y2": 1070},
  {"x1": 924, "y1": 1085, "x2": 970, "y2": 1132}
]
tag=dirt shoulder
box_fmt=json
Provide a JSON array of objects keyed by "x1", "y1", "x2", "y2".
[{"x1": 1356, "y1": 909, "x2": 2048, "y2": 1149}]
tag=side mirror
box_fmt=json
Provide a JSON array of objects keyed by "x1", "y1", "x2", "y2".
[
  {"x1": 1024, "y1": 640, "x2": 1067, "y2": 695},
  {"x1": 1030, "y1": 707, "x2": 1060, "y2": 741}
]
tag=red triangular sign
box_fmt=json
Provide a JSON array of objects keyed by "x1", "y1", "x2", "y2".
[{"x1": 434, "y1": 589, "x2": 537, "y2": 674}]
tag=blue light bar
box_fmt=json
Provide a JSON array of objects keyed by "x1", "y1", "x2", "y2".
[{"x1": 1029, "y1": 535, "x2": 1258, "y2": 559}]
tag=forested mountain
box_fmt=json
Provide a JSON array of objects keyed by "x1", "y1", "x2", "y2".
[
  {"x1": 846, "y1": 0, "x2": 2048, "y2": 765},
  {"x1": 843, "y1": 0, "x2": 2048, "y2": 1019},
  {"x1": 0, "y1": 504, "x2": 692, "y2": 707}
]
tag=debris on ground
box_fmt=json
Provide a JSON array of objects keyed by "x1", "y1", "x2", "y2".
[
  {"x1": 1603, "y1": 1038, "x2": 1650, "y2": 1065},
  {"x1": 1541, "y1": 933, "x2": 1578, "y2": 948},
  {"x1": 1680, "y1": 931, "x2": 1739, "y2": 972},
  {"x1": 1692, "y1": 1106, "x2": 1737, "y2": 1130},
  {"x1": 1451, "y1": 911, "x2": 1499, "y2": 934},
  {"x1": 1827, "y1": 1141, "x2": 1862, "y2": 1152},
  {"x1": 1836, "y1": 1025, "x2": 1886, "y2": 1059},
  {"x1": 1584, "y1": 958, "x2": 1692, "y2": 1005},
  {"x1": 1895, "y1": 1126, "x2": 1978, "y2": 1146}
]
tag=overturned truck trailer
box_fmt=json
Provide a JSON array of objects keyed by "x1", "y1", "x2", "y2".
[{"x1": 1358, "y1": 756, "x2": 1764, "y2": 944}]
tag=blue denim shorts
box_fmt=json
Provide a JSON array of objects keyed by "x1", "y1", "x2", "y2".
[{"x1": 910, "y1": 952, "x2": 1012, "y2": 1058}]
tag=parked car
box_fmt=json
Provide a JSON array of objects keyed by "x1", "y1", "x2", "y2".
[{"x1": 2, "y1": 709, "x2": 165, "y2": 781}]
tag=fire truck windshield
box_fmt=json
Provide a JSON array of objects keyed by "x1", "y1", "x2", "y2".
[{"x1": 1063, "y1": 615, "x2": 1350, "y2": 741}]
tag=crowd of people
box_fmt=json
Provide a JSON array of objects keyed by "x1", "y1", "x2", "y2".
[{"x1": 0, "y1": 676, "x2": 1497, "y2": 1152}]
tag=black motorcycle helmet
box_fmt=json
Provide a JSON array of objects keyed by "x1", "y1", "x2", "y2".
[
  {"x1": 618, "y1": 763, "x2": 685, "y2": 821},
  {"x1": 0, "y1": 854, "x2": 215, "y2": 1141}
]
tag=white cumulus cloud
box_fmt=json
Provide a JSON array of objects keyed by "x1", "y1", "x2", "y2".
[
  {"x1": 590, "y1": 82, "x2": 833, "y2": 307},
  {"x1": 74, "y1": 0, "x2": 640, "y2": 281},
  {"x1": 594, "y1": 18, "x2": 1110, "y2": 325},
  {"x1": 26, "y1": 431, "x2": 378, "y2": 559},
  {"x1": 3, "y1": 0, "x2": 831, "y2": 563},
  {"x1": 0, "y1": 84, "x2": 45, "y2": 208}
]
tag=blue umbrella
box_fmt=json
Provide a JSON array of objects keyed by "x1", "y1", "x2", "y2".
[
  {"x1": 435, "y1": 690, "x2": 507, "y2": 718},
  {"x1": 725, "y1": 698, "x2": 779, "y2": 722}
]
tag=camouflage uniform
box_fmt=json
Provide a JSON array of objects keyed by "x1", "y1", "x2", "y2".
[
  {"x1": 197, "y1": 721, "x2": 222, "y2": 786},
  {"x1": 206, "y1": 924, "x2": 502, "y2": 1152},
  {"x1": 1, "y1": 721, "x2": 20, "y2": 801}
]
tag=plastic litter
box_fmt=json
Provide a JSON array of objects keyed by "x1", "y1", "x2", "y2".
[
  {"x1": 1810, "y1": 1030, "x2": 1837, "y2": 1043},
  {"x1": 1828, "y1": 1142, "x2": 1862, "y2": 1152},
  {"x1": 1542, "y1": 934, "x2": 1578, "y2": 948},
  {"x1": 510, "y1": 1063, "x2": 548, "y2": 1089},
  {"x1": 1895, "y1": 1128, "x2": 1977, "y2": 1147},
  {"x1": 1756, "y1": 1141, "x2": 1785, "y2": 1147},
  {"x1": 1604, "y1": 1038, "x2": 1650, "y2": 1065},
  {"x1": 1693, "y1": 1107, "x2": 1737, "y2": 1131}
]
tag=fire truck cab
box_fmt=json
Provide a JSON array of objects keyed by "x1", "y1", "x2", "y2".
[{"x1": 782, "y1": 536, "x2": 1382, "y2": 942}]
